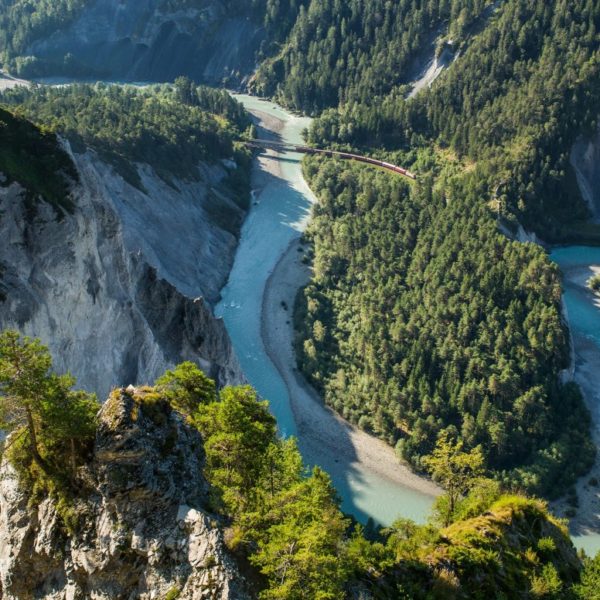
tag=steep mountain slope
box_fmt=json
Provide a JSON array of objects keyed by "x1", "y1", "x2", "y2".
[
  {"x1": 253, "y1": 0, "x2": 493, "y2": 113},
  {"x1": 571, "y1": 123, "x2": 600, "y2": 222},
  {"x1": 0, "y1": 0, "x2": 306, "y2": 84},
  {"x1": 0, "y1": 87, "x2": 250, "y2": 398},
  {"x1": 0, "y1": 151, "x2": 243, "y2": 400},
  {"x1": 304, "y1": 0, "x2": 600, "y2": 240}
]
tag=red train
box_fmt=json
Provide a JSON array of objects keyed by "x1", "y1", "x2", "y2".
[
  {"x1": 293, "y1": 146, "x2": 416, "y2": 180},
  {"x1": 249, "y1": 140, "x2": 417, "y2": 180}
]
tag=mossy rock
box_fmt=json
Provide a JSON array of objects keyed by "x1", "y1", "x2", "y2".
[{"x1": 414, "y1": 497, "x2": 580, "y2": 599}]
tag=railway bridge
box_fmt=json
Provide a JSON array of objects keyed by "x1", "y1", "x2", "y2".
[{"x1": 244, "y1": 139, "x2": 416, "y2": 180}]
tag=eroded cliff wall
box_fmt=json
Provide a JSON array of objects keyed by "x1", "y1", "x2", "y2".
[
  {"x1": 571, "y1": 123, "x2": 600, "y2": 222},
  {"x1": 0, "y1": 142, "x2": 244, "y2": 399}
]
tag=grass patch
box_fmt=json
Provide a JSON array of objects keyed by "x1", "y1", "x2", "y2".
[{"x1": 164, "y1": 586, "x2": 181, "y2": 600}]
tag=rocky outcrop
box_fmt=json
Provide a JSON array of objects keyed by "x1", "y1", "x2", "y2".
[
  {"x1": 0, "y1": 387, "x2": 250, "y2": 599},
  {"x1": 28, "y1": 0, "x2": 264, "y2": 85},
  {"x1": 356, "y1": 497, "x2": 581, "y2": 599},
  {"x1": 408, "y1": 42, "x2": 457, "y2": 99},
  {"x1": 0, "y1": 142, "x2": 244, "y2": 400}
]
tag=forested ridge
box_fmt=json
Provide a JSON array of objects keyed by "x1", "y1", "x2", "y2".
[
  {"x1": 296, "y1": 159, "x2": 594, "y2": 498},
  {"x1": 0, "y1": 105, "x2": 77, "y2": 212},
  {"x1": 302, "y1": 0, "x2": 600, "y2": 241},
  {"x1": 253, "y1": 0, "x2": 492, "y2": 113},
  {"x1": 0, "y1": 82, "x2": 253, "y2": 192}
]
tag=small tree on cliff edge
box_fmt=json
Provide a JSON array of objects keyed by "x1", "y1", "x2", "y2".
[
  {"x1": 424, "y1": 430, "x2": 485, "y2": 527},
  {"x1": 0, "y1": 330, "x2": 99, "y2": 476}
]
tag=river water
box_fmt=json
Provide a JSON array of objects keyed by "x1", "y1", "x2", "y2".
[
  {"x1": 216, "y1": 95, "x2": 436, "y2": 526},
  {"x1": 551, "y1": 247, "x2": 600, "y2": 348},
  {"x1": 551, "y1": 246, "x2": 600, "y2": 555},
  {"x1": 215, "y1": 95, "x2": 310, "y2": 439}
]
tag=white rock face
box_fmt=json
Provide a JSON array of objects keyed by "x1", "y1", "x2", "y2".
[
  {"x1": 76, "y1": 151, "x2": 244, "y2": 304},
  {"x1": 0, "y1": 144, "x2": 244, "y2": 400},
  {"x1": 408, "y1": 44, "x2": 457, "y2": 99},
  {"x1": 515, "y1": 224, "x2": 545, "y2": 246},
  {"x1": 0, "y1": 388, "x2": 251, "y2": 599}
]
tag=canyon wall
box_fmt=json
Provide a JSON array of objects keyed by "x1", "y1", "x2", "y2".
[{"x1": 0, "y1": 142, "x2": 245, "y2": 399}]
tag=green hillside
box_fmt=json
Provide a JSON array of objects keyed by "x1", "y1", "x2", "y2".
[
  {"x1": 1, "y1": 82, "x2": 253, "y2": 193},
  {"x1": 254, "y1": 0, "x2": 493, "y2": 113},
  {"x1": 0, "y1": 105, "x2": 77, "y2": 212}
]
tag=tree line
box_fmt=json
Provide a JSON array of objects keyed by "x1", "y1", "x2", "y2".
[
  {"x1": 0, "y1": 105, "x2": 78, "y2": 213},
  {"x1": 253, "y1": 0, "x2": 491, "y2": 114},
  {"x1": 1, "y1": 82, "x2": 253, "y2": 192}
]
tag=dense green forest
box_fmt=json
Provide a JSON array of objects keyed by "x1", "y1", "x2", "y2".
[
  {"x1": 0, "y1": 82, "x2": 252, "y2": 191},
  {"x1": 295, "y1": 158, "x2": 594, "y2": 498},
  {"x1": 2, "y1": 0, "x2": 599, "y2": 235},
  {"x1": 300, "y1": 0, "x2": 600, "y2": 241},
  {"x1": 253, "y1": 0, "x2": 492, "y2": 113},
  {"x1": 1, "y1": 333, "x2": 596, "y2": 599}
]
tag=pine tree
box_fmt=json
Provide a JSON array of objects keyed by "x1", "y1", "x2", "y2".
[
  {"x1": 423, "y1": 431, "x2": 485, "y2": 526},
  {"x1": 0, "y1": 330, "x2": 98, "y2": 477}
]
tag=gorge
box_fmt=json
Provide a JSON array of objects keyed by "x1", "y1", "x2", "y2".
[{"x1": 2, "y1": 0, "x2": 600, "y2": 597}]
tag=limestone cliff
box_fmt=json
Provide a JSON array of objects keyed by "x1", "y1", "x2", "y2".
[
  {"x1": 0, "y1": 387, "x2": 250, "y2": 599},
  {"x1": 0, "y1": 141, "x2": 244, "y2": 400},
  {"x1": 27, "y1": 0, "x2": 264, "y2": 85}
]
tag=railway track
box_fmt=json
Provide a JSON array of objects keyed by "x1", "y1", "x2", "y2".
[{"x1": 244, "y1": 139, "x2": 416, "y2": 180}]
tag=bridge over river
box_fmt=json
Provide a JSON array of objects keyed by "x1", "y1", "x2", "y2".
[{"x1": 245, "y1": 138, "x2": 416, "y2": 180}]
